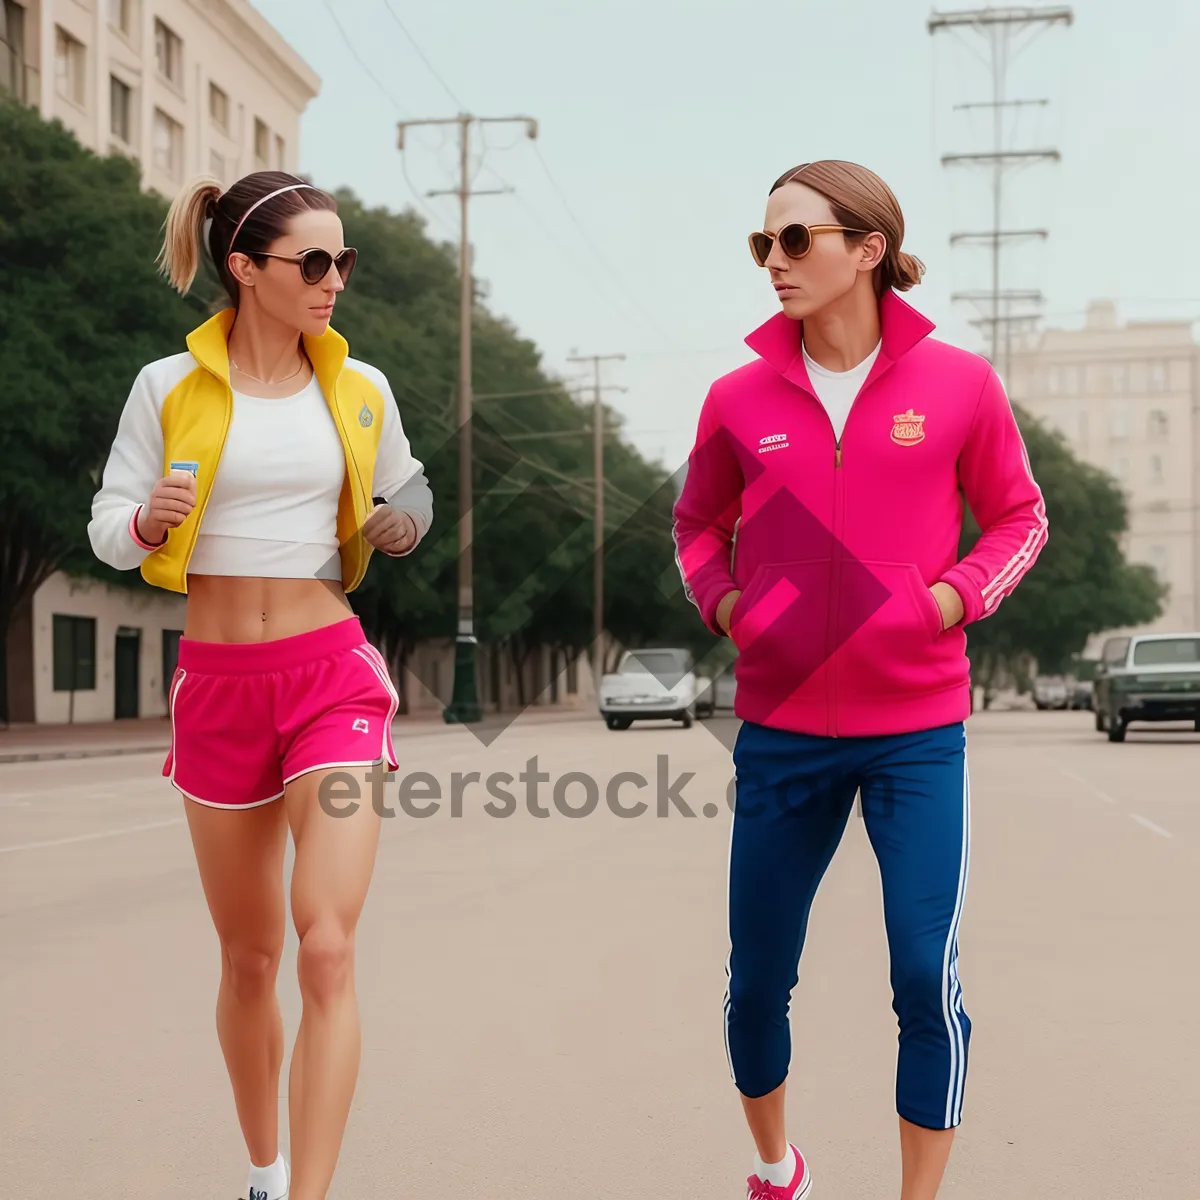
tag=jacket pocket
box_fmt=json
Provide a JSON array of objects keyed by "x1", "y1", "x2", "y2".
[
  {"x1": 838, "y1": 562, "x2": 953, "y2": 695},
  {"x1": 730, "y1": 559, "x2": 835, "y2": 698}
]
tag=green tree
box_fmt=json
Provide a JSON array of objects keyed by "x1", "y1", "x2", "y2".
[
  {"x1": 0, "y1": 99, "x2": 202, "y2": 721},
  {"x1": 962, "y1": 408, "x2": 1165, "y2": 702},
  {"x1": 0, "y1": 109, "x2": 714, "y2": 723},
  {"x1": 325, "y1": 190, "x2": 712, "y2": 703}
]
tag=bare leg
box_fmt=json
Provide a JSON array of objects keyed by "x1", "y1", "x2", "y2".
[
  {"x1": 283, "y1": 769, "x2": 382, "y2": 1200},
  {"x1": 741, "y1": 1082, "x2": 789, "y2": 1166},
  {"x1": 899, "y1": 1118, "x2": 955, "y2": 1199},
  {"x1": 184, "y1": 797, "x2": 289, "y2": 1169}
]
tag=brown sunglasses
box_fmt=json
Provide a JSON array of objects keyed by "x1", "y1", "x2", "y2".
[
  {"x1": 246, "y1": 246, "x2": 359, "y2": 286},
  {"x1": 748, "y1": 224, "x2": 870, "y2": 267}
]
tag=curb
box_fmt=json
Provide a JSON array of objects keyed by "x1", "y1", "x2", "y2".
[
  {"x1": 0, "y1": 709, "x2": 601, "y2": 765},
  {"x1": 0, "y1": 743, "x2": 171, "y2": 765}
]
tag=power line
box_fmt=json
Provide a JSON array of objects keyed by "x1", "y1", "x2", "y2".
[
  {"x1": 529, "y1": 141, "x2": 678, "y2": 348},
  {"x1": 320, "y1": 0, "x2": 406, "y2": 112},
  {"x1": 347, "y1": 2, "x2": 675, "y2": 353},
  {"x1": 396, "y1": 375, "x2": 662, "y2": 560},
  {"x1": 319, "y1": 1, "x2": 462, "y2": 233},
  {"x1": 480, "y1": 122, "x2": 533, "y2": 155},
  {"x1": 379, "y1": 0, "x2": 466, "y2": 110},
  {"x1": 481, "y1": 161, "x2": 658, "y2": 340},
  {"x1": 400, "y1": 152, "x2": 457, "y2": 236}
]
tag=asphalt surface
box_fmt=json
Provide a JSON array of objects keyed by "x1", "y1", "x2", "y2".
[{"x1": 2, "y1": 709, "x2": 1197, "y2": 1198}]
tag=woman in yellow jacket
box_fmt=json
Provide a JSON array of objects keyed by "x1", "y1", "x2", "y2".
[{"x1": 89, "y1": 170, "x2": 433, "y2": 1200}]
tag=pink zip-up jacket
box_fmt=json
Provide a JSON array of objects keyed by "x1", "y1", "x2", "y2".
[{"x1": 673, "y1": 291, "x2": 1047, "y2": 737}]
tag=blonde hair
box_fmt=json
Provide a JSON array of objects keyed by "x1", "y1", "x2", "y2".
[
  {"x1": 155, "y1": 171, "x2": 338, "y2": 304},
  {"x1": 157, "y1": 176, "x2": 222, "y2": 295},
  {"x1": 770, "y1": 160, "x2": 925, "y2": 294}
]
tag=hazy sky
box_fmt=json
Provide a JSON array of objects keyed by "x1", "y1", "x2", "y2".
[{"x1": 250, "y1": 0, "x2": 1200, "y2": 469}]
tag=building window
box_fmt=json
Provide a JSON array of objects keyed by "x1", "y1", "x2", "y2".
[
  {"x1": 53, "y1": 615, "x2": 97, "y2": 692},
  {"x1": 1149, "y1": 409, "x2": 1169, "y2": 438},
  {"x1": 152, "y1": 108, "x2": 183, "y2": 180},
  {"x1": 110, "y1": 75, "x2": 132, "y2": 143},
  {"x1": 1148, "y1": 361, "x2": 1167, "y2": 392},
  {"x1": 1149, "y1": 454, "x2": 1165, "y2": 485},
  {"x1": 209, "y1": 149, "x2": 225, "y2": 183},
  {"x1": 1148, "y1": 545, "x2": 1169, "y2": 583},
  {"x1": 108, "y1": 0, "x2": 131, "y2": 36},
  {"x1": 154, "y1": 18, "x2": 182, "y2": 86},
  {"x1": 55, "y1": 27, "x2": 86, "y2": 107},
  {"x1": 1, "y1": 0, "x2": 27, "y2": 102},
  {"x1": 1111, "y1": 454, "x2": 1129, "y2": 482},
  {"x1": 1109, "y1": 406, "x2": 1130, "y2": 439},
  {"x1": 275, "y1": 133, "x2": 285, "y2": 169},
  {"x1": 209, "y1": 81, "x2": 228, "y2": 133},
  {"x1": 1047, "y1": 367, "x2": 1061, "y2": 395},
  {"x1": 1063, "y1": 365, "x2": 1081, "y2": 395},
  {"x1": 254, "y1": 117, "x2": 269, "y2": 169},
  {"x1": 1110, "y1": 363, "x2": 1128, "y2": 393}
]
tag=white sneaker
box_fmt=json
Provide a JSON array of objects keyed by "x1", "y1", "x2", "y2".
[{"x1": 244, "y1": 1153, "x2": 288, "y2": 1200}]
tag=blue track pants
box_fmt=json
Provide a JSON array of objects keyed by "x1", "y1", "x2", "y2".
[{"x1": 725, "y1": 719, "x2": 971, "y2": 1130}]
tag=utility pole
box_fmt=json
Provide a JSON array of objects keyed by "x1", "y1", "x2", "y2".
[
  {"x1": 930, "y1": 6, "x2": 1073, "y2": 380},
  {"x1": 398, "y1": 113, "x2": 538, "y2": 724},
  {"x1": 567, "y1": 352, "x2": 625, "y2": 692}
]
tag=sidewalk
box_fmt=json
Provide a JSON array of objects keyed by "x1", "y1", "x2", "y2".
[{"x1": 0, "y1": 706, "x2": 595, "y2": 764}]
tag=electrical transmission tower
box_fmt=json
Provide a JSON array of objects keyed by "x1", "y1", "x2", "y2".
[{"x1": 929, "y1": 5, "x2": 1073, "y2": 383}]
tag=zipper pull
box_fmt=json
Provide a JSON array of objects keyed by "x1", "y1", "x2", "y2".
[{"x1": 835, "y1": 445, "x2": 842, "y2": 468}]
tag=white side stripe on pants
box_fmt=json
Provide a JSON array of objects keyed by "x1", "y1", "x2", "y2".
[
  {"x1": 941, "y1": 748, "x2": 971, "y2": 1127},
  {"x1": 723, "y1": 806, "x2": 737, "y2": 1083}
]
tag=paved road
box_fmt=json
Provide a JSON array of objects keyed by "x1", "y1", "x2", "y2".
[{"x1": 2, "y1": 709, "x2": 1197, "y2": 1198}]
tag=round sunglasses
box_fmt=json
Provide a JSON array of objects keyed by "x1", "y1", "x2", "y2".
[
  {"x1": 247, "y1": 246, "x2": 359, "y2": 286},
  {"x1": 748, "y1": 223, "x2": 869, "y2": 268}
]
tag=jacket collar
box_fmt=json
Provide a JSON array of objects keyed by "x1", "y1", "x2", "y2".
[
  {"x1": 186, "y1": 307, "x2": 350, "y2": 399},
  {"x1": 744, "y1": 289, "x2": 936, "y2": 396}
]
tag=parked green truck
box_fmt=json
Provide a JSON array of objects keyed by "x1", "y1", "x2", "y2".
[{"x1": 1092, "y1": 633, "x2": 1200, "y2": 743}]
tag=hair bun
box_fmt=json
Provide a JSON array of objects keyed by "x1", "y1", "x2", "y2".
[{"x1": 891, "y1": 251, "x2": 926, "y2": 292}]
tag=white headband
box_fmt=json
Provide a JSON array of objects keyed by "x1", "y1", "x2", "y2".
[{"x1": 228, "y1": 183, "x2": 315, "y2": 255}]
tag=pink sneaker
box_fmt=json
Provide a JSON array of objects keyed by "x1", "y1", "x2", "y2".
[{"x1": 746, "y1": 1144, "x2": 812, "y2": 1199}]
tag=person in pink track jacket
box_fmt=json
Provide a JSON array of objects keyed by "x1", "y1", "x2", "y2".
[{"x1": 673, "y1": 160, "x2": 1047, "y2": 1200}]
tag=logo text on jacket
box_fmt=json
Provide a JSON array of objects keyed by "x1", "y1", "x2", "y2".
[
  {"x1": 758, "y1": 433, "x2": 790, "y2": 454},
  {"x1": 890, "y1": 409, "x2": 926, "y2": 446}
]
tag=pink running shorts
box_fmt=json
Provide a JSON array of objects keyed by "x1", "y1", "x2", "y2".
[{"x1": 164, "y1": 617, "x2": 400, "y2": 808}]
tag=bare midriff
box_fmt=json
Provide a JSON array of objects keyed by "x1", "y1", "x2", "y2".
[{"x1": 183, "y1": 575, "x2": 354, "y2": 644}]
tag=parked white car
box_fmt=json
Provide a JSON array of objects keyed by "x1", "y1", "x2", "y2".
[
  {"x1": 599, "y1": 648, "x2": 697, "y2": 730},
  {"x1": 1033, "y1": 675, "x2": 1069, "y2": 710}
]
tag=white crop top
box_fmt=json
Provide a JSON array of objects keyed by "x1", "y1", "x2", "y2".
[
  {"x1": 87, "y1": 352, "x2": 433, "y2": 579},
  {"x1": 187, "y1": 376, "x2": 348, "y2": 580}
]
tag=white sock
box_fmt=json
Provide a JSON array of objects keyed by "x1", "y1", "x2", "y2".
[
  {"x1": 247, "y1": 1151, "x2": 288, "y2": 1200},
  {"x1": 754, "y1": 1144, "x2": 796, "y2": 1188}
]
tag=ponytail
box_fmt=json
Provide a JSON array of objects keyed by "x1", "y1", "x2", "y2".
[{"x1": 157, "y1": 177, "x2": 222, "y2": 296}]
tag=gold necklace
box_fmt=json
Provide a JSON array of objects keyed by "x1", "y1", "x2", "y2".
[{"x1": 229, "y1": 354, "x2": 307, "y2": 386}]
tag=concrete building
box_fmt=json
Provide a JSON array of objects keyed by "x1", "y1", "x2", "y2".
[
  {"x1": 1010, "y1": 301, "x2": 1200, "y2": 643},
  {"x1": 0, "y1": 0, "x2": 318, "y2": 193},
  {"x1": 1, "y1": 0, "x2": 319, "y2": 723}
]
